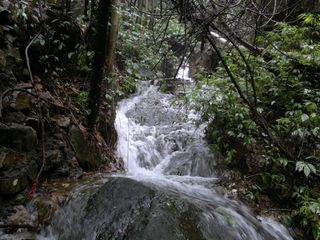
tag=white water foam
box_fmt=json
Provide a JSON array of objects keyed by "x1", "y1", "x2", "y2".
[{"x1": 114, "y1": 64, "x2": 294, "y2": 240}]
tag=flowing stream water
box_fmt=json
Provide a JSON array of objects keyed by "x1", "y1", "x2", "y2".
[{"x1": 40, "y1": 64, "x2": 295, "y2": 240}]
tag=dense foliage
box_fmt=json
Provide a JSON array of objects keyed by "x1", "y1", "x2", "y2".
[
  {"x1": 1, "y1": 0, "x2": 318, "y2": 238},
  {"x1": 0, "y1": 1, "x2": 180, "y2": 107},
  {"x1": 191, "y1": 14, "x2": 320, "y2": 239},
  {"x1": 116, "y1": 5, "x2": 180, "y2": 95}
]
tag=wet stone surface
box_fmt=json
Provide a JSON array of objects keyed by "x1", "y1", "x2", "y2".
[
  {"x1": 48, "y1": 177, "x2": 292, "y2": 240},
  {"x1": 50, "y1": 177, "x2": 205, "y2": 240}
]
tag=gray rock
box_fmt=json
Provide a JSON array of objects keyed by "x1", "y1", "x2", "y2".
[
  {"x1": 50, "y1": 178, "x2": 282, "y2": 240},
  {"x1": 45, "y1": 150, "x2": 62, "y2": 170},
  {"x1": 0, "y1": 150, "x2": 38, "y2": 195},
  {"x1": 51, "y1": 178, "x2": 205, "y2": 240},
  {"x1": 3, "y1": 111, "x2": 26, "y2": 123},
  {"x1": 0, "y1": 124, "x2": 37, "y2": 152},
  {"x1": 69, "y1": 126, "x2": 101, "y2": 171},
  {"x1": 9, "y1": 92, "x2": 32, "y2": 111}
]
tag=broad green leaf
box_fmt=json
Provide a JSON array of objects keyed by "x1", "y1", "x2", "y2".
[
  {"x1": 301, "y1": 114, "x2": 309, "y2": 122},
  {"x1": 304, "y1": 166, "x2": 311, "y2": 177},
  {"x1": 296, "y1": 161, "x2": 316, "y2": 177}
]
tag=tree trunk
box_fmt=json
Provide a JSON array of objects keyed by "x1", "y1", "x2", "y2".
[
  {"x1": 91, "y1": 0, "x2": 96, "y2": 18},
  {"x1": 65, "y1": 0, "x2": 71, "y2": 15},
  {"x1": 136, "y1": 0, "x2": 143, "y2": 24},
  {"x1": 105, "y1": 0, "x2": 120, "y2": 73},
  {"x1": 84, "y1": 0, "x2": 89, "y2": 17},
  {"x1": 87, "y1": 0, "x2": 112, "y2": 131}
]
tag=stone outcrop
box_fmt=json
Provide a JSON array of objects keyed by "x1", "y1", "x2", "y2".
[
  {"x1": 0, "y1": 124, "x2": 37, "y2": 152},
  {"x1": 69, "y1": 126, "x2": 102, "y2": 171},
  {"x1": 0, "y1": 149, "x2": 37, "y2": 195},
  {"x1": 0, "y1": 122, "x2": 39, "y2": 195}
]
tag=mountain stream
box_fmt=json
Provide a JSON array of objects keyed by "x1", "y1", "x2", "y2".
[{"x1": 42, "y1": 64, "x2": 294, "y2": 240}]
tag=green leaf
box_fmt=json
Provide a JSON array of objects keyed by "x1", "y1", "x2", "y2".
[
  {"x1": 301, "y1": 114, "x2": 309, "y2": 122},
  {"x1": 296, "y1": 161, "x2": 316, "y2": 177},
  {"x1": 304, "y1": 165, "x2": 311, "y2": 177},
  {"x1": 279, "y1": 158, "x2": 288, "y2": 167},
  {"x1": 307, "y1": 163, "x2": 316, "y2": 174},
  {"x1": 39, "y1": 39, "x2": 45, "y2": 46},
  {"x1": 68, "y1": 52, "x2": 75, "y2": 59},
  {"x1": 306, "y1": 102, "x2": 317, "y2": 113}
]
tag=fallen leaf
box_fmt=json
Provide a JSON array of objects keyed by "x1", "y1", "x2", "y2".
[
  {"x1": 35, "y1": 83, "x2": 44, "y2": 92},
  {"x1": 61, "y1": 183, "x2": 70, "y2": 188}
]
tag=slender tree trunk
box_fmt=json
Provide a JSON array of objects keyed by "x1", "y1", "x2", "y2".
[
  {"x1": 91, "y1": 0, "x2": 96, "y2": 18},
  {"x1": 143, "y1": 0, "x2": 148, "y2": 26},
  {"x1": 148, "y1": 0, "x2": 155, "y2": 29},
  {"x1": 61, "y1": 0, "x2": 65, "y2": 15},
  {"x1": 105, "y1": 0, "x2": 119, "y2": 73},
  {"x1": 87, "y1": 0, "x2": 112, "y2": 131},
  {"x1": 65, "y1": 0, "x2": 71, "y2": 15},
  {"x1": 136, "y1": 0, "x2": 143, "y2": 24},
  {"x1": 84, "y1": 0, "x2": 89, "y2": 17}
]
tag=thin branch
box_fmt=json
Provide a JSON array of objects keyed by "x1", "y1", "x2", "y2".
[
  {"x1": 211, "y1": 27, "x2": 257, "y2": 107},
  {"x1": 205, "y1": 29, "x2": 294, "y2": 161},
  {"x1": 25, "y1": 32, "x2": 41, "y2": 84}
]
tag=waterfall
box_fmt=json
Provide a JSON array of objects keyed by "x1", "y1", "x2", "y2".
[
  {"x1": 41, "y1": 64, "x2": 294, "y2": 240},
  {"x1": 113, "y1": 64, "x2": 294, "y2": 240}
]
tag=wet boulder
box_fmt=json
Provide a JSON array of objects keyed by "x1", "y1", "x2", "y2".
[
  {"x1": 49, "y1": 177, "x2": 288, "y2": 240},
  {"x1": 50, "y1": 177, "x2": 205, "y2": 240}
]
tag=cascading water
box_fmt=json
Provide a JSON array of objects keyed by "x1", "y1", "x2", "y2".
[
  {"x1": 43, "y1": 63, "x2": 295, "y2": 240},
  {"x1": 113, "y1": 63, "x2": 294, "y2": 240}
]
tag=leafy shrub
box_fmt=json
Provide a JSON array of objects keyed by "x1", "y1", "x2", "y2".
[
  {"x1": 117, "y1": 6, "x2": 180, "y2": 81},
  {"x1": 191, "y1": 14, "x2": 320, "y2": 239}
]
